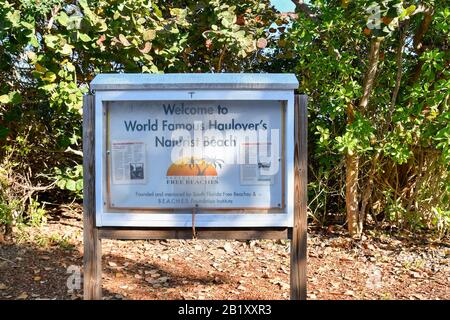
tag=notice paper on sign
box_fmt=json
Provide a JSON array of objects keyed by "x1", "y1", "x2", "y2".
[
  {"x1": 240, "y1": 142, "x2": 275, "y2": 186},
  {"x1": 111, "y1": 141, "x2": 146, "y2": 184}
]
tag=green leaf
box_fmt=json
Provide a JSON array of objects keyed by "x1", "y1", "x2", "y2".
[
  {"x1": 59, "y1": 43, "x2": 73, "y2": 56},
  {"x1": 42, "y1": 72, "x2": 57, "y2": 82},
  {"x1": 7, "y1": 10, "x2": 21, "y2": 27},
  {"x1": 57, "y1": 12, "x2": 69, "y2": 26},
  {"x1": 9, "y1": 91, "x2": 21, "y2": 104},
  {"x1": 66, "y1": 62, "x2": 75, "y2": 72},
  {"x1": 170, "y1": 8, "x2": 185, "y2": 18},
  {"x1": 44, "y1": 35, "x2": 59, "y2": 49},
  {"x1": 143, "y1": 29, "x2": 156, "y2": 41},
  {"x1": 65, "y1": 179, "x2": 76, "y2": 191},
  {"x1": 28, "y1": 34, "x2": 39, "y2": 47},
  {"x1": 221, "y1": 11, "x2": 236, "y2": 28},
  {"x1": 0, "y1": 92, "x2": 21, "y2": 104},
  {"x1": 75, "y1": 179, "x2": 83, "y2": 191},
  {"x1": 79, "y1": 33, "x2": 91, "y2": 42},
  {"x1": 40, "y1": 83, "x2": 57, "y2": 91},
  {"x1": 0, "y1": 95, "x2": 10, "y2": 104},
  {"x1": 0, "y1": 126, "x2": 9, "y2": 140},
  {"x1": 21, "y1": 21, "x2": 34, "y2": 30},
  {"x1": 152, "y1": 3, "x2": 163, "y2": 18},
  {"x1": 56, "y1": 179, "x2": 66, "y2": 189},
  {"x1": 403, "y1": 5, "x2": 416, "y2": 17}
]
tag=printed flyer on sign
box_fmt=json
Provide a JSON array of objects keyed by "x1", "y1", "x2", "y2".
[
  {"x1": 110, "y1": 141, "x2": 146, "y2": 184},
  {"x1": 106, "y1": 100, "x2": 284, "y2": 210},
  {"x1": 239, "y1": 142, "x2": 275, "y2": 186}
]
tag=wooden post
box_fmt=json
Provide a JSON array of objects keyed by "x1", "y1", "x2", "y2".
[
  {"x1": 291, "y1": 95, "x2": 308, "y2": 300},
  {"x1": 83, "y1": 94, "x2": 102, "y2": 300}
]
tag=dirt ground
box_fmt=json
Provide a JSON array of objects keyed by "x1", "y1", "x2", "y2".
[{"x1": 0, "y1": 205, "x2": 449, "y2": 300}]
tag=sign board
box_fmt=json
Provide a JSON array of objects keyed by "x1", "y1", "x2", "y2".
[
  {"x1": 91, "y1": 74, "x2": 298, "y2": 227},
  {"x1": 83, "y1": 74, "x2": 307, "y2": 300}
]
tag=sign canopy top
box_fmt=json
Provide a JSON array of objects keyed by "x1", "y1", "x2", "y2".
[{"x1": 90, "y1": 73, "x2": 299, "y2": 91}]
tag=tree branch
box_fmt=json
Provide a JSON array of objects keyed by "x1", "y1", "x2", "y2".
[
  {"x1": 292, "y1": 0, "x2": 319, "y2": 22},
  {"x1": 413, "y1": 8, "x2": 434, "y2": 53},
  {"x1": 216, "y1": 45, "x2": 227, "y2": 72},
  {"x1": 408, "y1": 6, "x2": 434, "y2": 86},
  {"x1": 391, "y1": 22, "x2": 408, "y2": 110},
  {"x1": 47, "y1": 5, "x2": 61, "y2": 30},
  {"x1": 358, "y1": 38, "x2": 382, "y2": 112}
]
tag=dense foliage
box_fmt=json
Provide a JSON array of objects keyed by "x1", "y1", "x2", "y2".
[
  {"x1": 0, "y1": 0, "x2": 277, "y2": 231},
  {"x1": 276, "y1": 0, "x2": 449, "y2": 236},
  {"x1": 0, "y1": 0, "x2": 448, "y2": 238}
]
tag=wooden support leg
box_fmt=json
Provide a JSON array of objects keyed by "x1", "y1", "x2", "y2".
[
  {"x1": 83, "y1": 94, "x2": 102, "y2": 300},
  {"x1": 83, "y1": 228, "x2": 102, "y2": 300},
  {"x1": 291, "y1": 94, "x2": 308, "y2": 300}
]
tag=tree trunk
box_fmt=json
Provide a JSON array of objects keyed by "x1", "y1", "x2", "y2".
[
  {"x1": 346, "y1": 38, "x2": 382, "y2": 237},
  {"x1": 346, "y1": 152, "x2": 360, "y2": 236}
]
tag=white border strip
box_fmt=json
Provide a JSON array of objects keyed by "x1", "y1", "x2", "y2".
[{"x1": 95, "y1": 90, "x2": 294, "y2": 227}]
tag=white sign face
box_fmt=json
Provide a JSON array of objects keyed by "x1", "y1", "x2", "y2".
[{"x1": 106, "y1": 100, "x2": 284, "y2": 210}]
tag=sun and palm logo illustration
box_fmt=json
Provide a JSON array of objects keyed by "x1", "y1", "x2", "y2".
[{"x1": 166, "y1": 156, "x2": 224, "y2": 176}]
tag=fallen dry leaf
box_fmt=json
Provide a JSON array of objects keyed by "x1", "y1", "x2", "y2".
[
  {"x1": 159, "y1": 254, "x2": 169, "y2": 261},
  {"x1": 17, "y1": 292, "x2": 28, "y2": 300},
  {"x1": 344, "y1": 290, "x2": 356, "y2": 297},
  {"x1": 222, "y1": 243, "x2": 234, "y2": 253}
]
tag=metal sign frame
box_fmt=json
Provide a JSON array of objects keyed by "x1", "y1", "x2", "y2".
[{"x1": 94, "y1": 90, "x2": 294, "y2": 227}]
